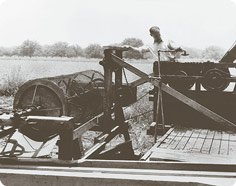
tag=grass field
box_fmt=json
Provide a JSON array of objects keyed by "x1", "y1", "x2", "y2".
[{"x1": 0, "y1": 56, "x2": 153, "y2": 80}]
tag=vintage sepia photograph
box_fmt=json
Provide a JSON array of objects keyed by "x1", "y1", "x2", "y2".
[{"x1": 0, "y1": 0, "x2": 236, "y2": 185}]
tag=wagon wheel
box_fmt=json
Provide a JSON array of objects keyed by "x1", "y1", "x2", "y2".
[
  {"x1": 168, "y1": 70, "x2": 195, "y2": 91},
  {"x1": 201, "y1": 68, "x2": 230, "y2": 92},
  {"x1": 13, "y1": 79, "x2": 68, "y2": 141}
]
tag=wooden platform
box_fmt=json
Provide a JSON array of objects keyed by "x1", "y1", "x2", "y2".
[{"x1": 142, "y1": 127, "x2": 236, "y2": 163}]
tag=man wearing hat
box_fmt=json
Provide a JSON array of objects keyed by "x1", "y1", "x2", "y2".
[{"x1": 126, "y1": 26, "x2": 184, "y2": 62}]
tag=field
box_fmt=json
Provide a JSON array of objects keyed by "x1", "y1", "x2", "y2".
[
  {"x1": 0, "y1": 57, "x2": 155, "y2": 155},
  {"x1": 0, "y1": 56, "x2": 153, "y2": 81}
]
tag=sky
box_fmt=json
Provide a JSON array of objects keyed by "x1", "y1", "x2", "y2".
[{"x1": 0, "y1": 0, "x2": 235, "y2": 50}]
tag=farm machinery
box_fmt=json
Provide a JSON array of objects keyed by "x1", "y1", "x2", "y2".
[
  {"x1": 0, "y1": 41, "x2": 235, "y2": 160},
  {"x1": 0, "y1": 41, "x2": 236, "y2": 185},
  {"x1": 0, "y1": 68, "x2": 137, "y2": 160}
]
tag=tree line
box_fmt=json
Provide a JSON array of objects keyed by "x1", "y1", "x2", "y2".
[{"x1": 0, "y1": 38, "x2": 225, "y2": 60}]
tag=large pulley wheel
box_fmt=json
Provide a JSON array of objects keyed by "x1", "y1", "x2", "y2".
[
  {"x1": 13, "y1": 79, "x2": 68, "y2": 141},
  {"x1": 168, "y1": 70, "x2": 195, "y2": 91},
  {"x1": 201, "y1": 68, "x2": 230, "y2": 92}
]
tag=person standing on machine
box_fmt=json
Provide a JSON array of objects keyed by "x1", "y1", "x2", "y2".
[{"x1": 125, "y1": 26, "x2": 185, "y2": 62}]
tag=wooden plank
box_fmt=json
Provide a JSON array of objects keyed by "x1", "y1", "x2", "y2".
[
  {"x1": 228, "y1": 141, "x2": 236, "y2": 156},
  {"x1": 183, "y1": 137, "x2": 197, "y2": 151},
  {"x1": 173, "y1": 128, "x2": 192, "y2": 150},
  {"x1": 201, "y1": 130, "x2": 215, "y2": 153},
  {"x1": 82, "y1": 141, "x2": 106, "y2": 160},
  {"x1": 201, "y1": 131, "x2": 214, "y2": 153},
  {"x1": 210, "y1": 140, "x2": 221, "y2": 155},
  {"x1": 27, "y1": 116, "x2": 73, "y2": 122},
  {"x1": 201, "y1": 138, "x2": 214, "y2": 154},
  {"x1": 191, "y1": 129, "x2": 201, "y2": 138},
  {"x1": 73, "y1": 114, "x2": 102, "y2": 140},
  {"x1": 220, "y1": 42, "x2": 236, "y2": 63},
  {"x1": 168, "y1": 136, "x2": 182, "y2": 150},
  {"x1": 159, "y1": 134, "x2": 176, "y2": 149},
  {"x1": 168, "y1": 128, "x2": 180, "y2": 137},
  {"x1": 192, "y1": 138, "x2": 205, "y2": 152},
  {"x1": 2, "y1": 165, "x2": 236, "y2": 179},
  {"x1": 190, "y1": 130, "x2": 206, "y2": 152},
  {"x1": 175, "y1": 137, "x2": 190, "y2": 150},
  {"x1": 220, "y1": 140, "x2": 229, "y2": 156},
  {"x1": 0, "y1": 115, "x2": 74, "y2": 127},
  {"x1": 219, "y1": 131, "x2": 230, "y2": 156},
  {"x1": 149, "y1": 148, "x2": 236, "y2": 164},
  {"x1": 196, "y1": 129, "x2": 211, "y2": 153},
  {"x1": 159, "y1": 128, "x2": 186, "y2": 149},
  {"x1": 214, "y1": 131, "x2": 222, "y2": 140},
  {"x1": 2, "y1": 158, "x2": 236, "y2": 173},
  {"x1": 222, "y1": 131, "x2": 230, "y2": 141},
  {"x1": 183, "y1": 129, "x2": 194, "y2": 137},
  {"x1": 142, "y1": 128, "x2": 175, "y2": 157},
  {"x1": 191, "y1": 130, "x2": 208, "y2": 152},
  {"x1": 198, "y1": 129, "x2": 209, "y2": 139},
  {"x1": 77, "y1": 159, "x2": 236, "y2": 172},
  {"x1": 102, "y1": 50, "x2": 114, "y2": 129},
  {"x1": 184, "y1": 129, "x2": 201, "y2": 151},
  {"x1": 206, "y1": 130, "x2": 215, "y2": 139},
  {"x1": 141, "y1": 128, "x2": 175, "y2": 160},
  {"x1": 210, "y1": 131, "x2": 222, "y2": 155},
  {"x1": 1, "y1": 165, "x2": 236, "y2": 186},
  {"x1": 176, "y1": 129, "x2": 188, "y2": 137},
  {"x1": 2, "y1": 165, "x2": 236, "y2": 178},
  {"x1": 229, "y1": 133, "x2": 236, "y2": 141},
  {"x1": 130, "y1": 73, "x2": 153, "y2": 88},
  {"x1": 111, "y1": 54, "x2": 149, "y2": 80},
  {"x1": 166, "y1": 129, "x2": 185, "y2": 150}
]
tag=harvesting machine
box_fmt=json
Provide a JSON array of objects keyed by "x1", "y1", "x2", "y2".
[{"x1": 0, "y1": 41, "x2": 236, "y2": 186}]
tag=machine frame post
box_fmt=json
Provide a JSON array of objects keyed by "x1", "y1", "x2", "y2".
[
  {"x1": 102, "y1": 49, "x2": 114, "y2": 130},
  {"x1": 114, "y1": 50, "x2": 134, "y2": 157}
]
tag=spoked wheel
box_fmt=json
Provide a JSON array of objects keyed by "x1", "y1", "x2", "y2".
[
  {"x1": 13, "y1": 79, "x2": 68, "y2": 141},
  {"x1": 201, "y1": 68, "x2": 230, "y2": 92},
  {"x1": 168, "y1": 70, "x2": 195, "y2": 91}
]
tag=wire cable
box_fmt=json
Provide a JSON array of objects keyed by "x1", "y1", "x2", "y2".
[{"x1": 125, "y1": 109, "x2": 153, "y2": 121}]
